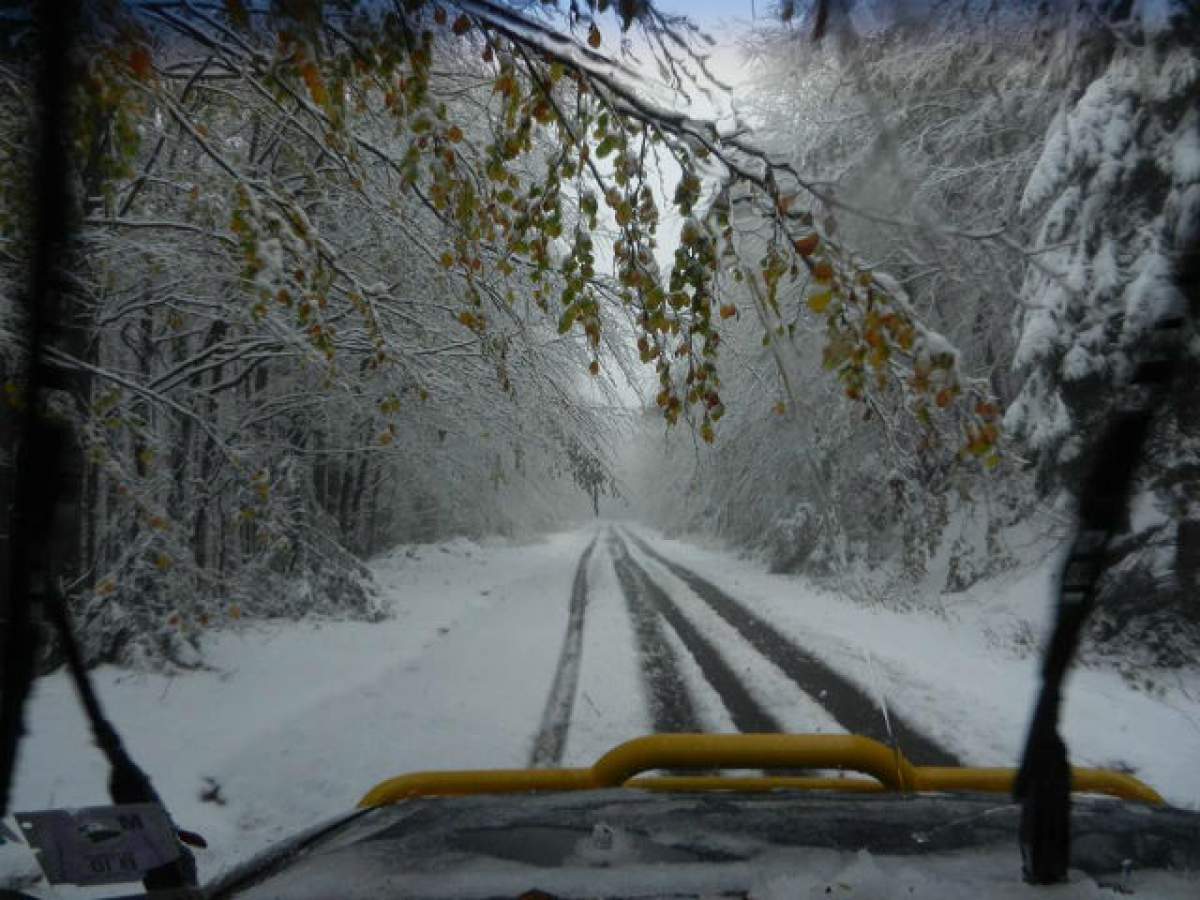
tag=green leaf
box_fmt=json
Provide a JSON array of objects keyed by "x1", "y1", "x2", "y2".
[{"x1": 558, "y1": 304, "x2": 579, "y2": 334}]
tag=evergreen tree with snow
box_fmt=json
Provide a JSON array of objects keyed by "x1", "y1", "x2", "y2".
[{"x1": 1007, "y1": 0, "x2": 1200, "y2": 661}]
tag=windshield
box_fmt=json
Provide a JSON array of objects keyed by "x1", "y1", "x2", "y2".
[{"x1": 1, "y1": 0, "x2": 1198, "y2": 893}]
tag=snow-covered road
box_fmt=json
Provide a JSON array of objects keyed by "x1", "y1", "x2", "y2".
[{"x1": 5, "y1": 523, "x2": 1200, "y2": 889}]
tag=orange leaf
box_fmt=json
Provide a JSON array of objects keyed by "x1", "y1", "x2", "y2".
[
  {"x1": 719, "y1": 304, "x2": 737, "y2": 319},
  {"x1": 935, "y1": 388, "x2": 953, "y2": 408},
  {"x1": 588, "y1": 23, "x2": 602, "y2": 48},
  {"x1": 446, "y1": 125, "x2": 463, "y2": 143},
  {"x1": 793, "y1": 234, "x2": 818, "y2": 257},
  {"x1": 434, "y1": 6, "x2": 447, "y2": 24},
  {"x1": 812, "y1": 260, "x2": 834, "y2": 283},
  {"x1": 452, "y1": 14, "x2": 472, "y2": 35},
  {"x1": 300, "y1": 62, "x2": 327, "y2": 106},
  {"x1": 975, "y1": 401, "x2": 998, "y2": 419}
]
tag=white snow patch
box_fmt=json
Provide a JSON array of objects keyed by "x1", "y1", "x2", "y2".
[
  {"x1": 1172, "y1": 115, "x2": 1200, "y2": 184},
  {"x1": 1013, "y1": 305, "x2": 1060, "y2": 370}
]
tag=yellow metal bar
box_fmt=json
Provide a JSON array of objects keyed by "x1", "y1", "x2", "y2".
[
  {"x1": 358, "y1": 733, "x2": 1164, "y2": 808},
  {"x1": 590, "y1": 734, "x2": 916, "y2": 791},
  {"x1": 912, "y1": 766, "x2": 1164, "y2": 806},
  {"x1": 359, "y1": 768, "x2": 593, "y2": 808}
]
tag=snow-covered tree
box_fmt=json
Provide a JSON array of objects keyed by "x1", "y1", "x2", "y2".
[{"x1": 1006, "y1": 0, "x2": 1200, "y2": 661}]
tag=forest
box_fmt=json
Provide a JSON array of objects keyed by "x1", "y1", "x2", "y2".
[{"x1": 1, "y1": 0, "x2": 1197, "y2": 672}]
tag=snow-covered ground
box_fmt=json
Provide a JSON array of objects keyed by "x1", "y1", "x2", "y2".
[
  {"x1": 621, "y1": 523, "x2": 1200, "y2": 800},
  {"x1": 4, "y1": 522, "x2": 1199, "y2": 894}
]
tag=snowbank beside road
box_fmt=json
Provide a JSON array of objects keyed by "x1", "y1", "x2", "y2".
[{"x1": 3, "y1": 530, "x2": 594, "y2": 884}]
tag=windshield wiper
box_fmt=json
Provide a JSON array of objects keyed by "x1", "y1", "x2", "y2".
[
  {"x1": 0, "y1": 2, "x2": 201, "y2": 895},
  {"x1": 1014, "y1": 251, "x2": 1194, "y2": 882}
]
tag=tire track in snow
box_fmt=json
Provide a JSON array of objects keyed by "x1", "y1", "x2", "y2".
[
  {"x1": 528, "y1": 536, "x2": 598, "y2": 767},
  {"x1": 610, "y1": 531, "x2": 785, "y2": 735},
  {"x1": 622, "y1": 528, "x2": 962, "y2": 766},
  {"x1": 607, "y1": 531, "x2": 703, "y2": 734}
]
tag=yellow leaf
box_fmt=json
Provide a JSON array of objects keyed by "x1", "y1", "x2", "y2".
[
  {"x1": 868, "y1": 343, "x2": 889, "y2": 370},
  {"x1": 155, "y1": 553, "x2": 172, "y2": 572},
  {"x1": 807, "y1": 290, "x2": 833, "y2": 313}
]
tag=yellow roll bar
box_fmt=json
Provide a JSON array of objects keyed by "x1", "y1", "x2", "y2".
[{"x1": 359, "y1": 733, "x2": 1163, "y2": 809}]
